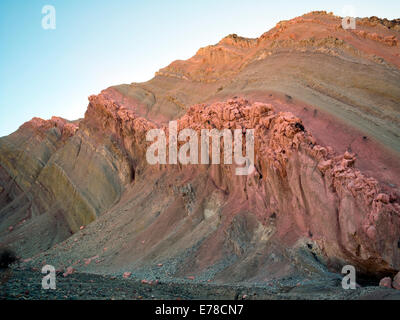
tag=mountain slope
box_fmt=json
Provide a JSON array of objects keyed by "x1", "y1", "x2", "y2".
[{"x1": 1, "y1": 11, "x2": 400, "y2": 285}]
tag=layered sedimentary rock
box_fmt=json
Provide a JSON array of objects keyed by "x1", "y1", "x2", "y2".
[
  {"x1": 1, "y1": 11, "x2": 400, "y2": 282},
  {"x1": 0, "y1": 117, "x2": 79, "y2": 254},
  {"x1": 3, "y1": 95, "x2": 398, "y2": 281},
  {"x1": 0, "y1": 109, "x2": 135, "y2": 256}
]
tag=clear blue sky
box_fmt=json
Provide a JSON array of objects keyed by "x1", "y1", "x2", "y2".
[{"x1": 0, "y1": 0, "x2": 399, "y2": 137}]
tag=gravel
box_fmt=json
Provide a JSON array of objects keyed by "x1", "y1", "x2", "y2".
[{"x1": 2, "y1": 267, "x2": 400, "y2": 300}]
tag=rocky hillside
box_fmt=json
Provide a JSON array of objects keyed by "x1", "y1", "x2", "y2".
[{"x1": 1, "y1": 11, "x2": 400, "y2": 286}]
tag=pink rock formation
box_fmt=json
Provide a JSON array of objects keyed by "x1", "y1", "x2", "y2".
[
  {"x1": 63, "y1": 94, "x2": 400, "y2": 275},
  {"x1": 1, "y1": 11, "x2": 400, "y2": 285},
  {"x1": 158, "y1": 11, "x2": 400, "y2": 83}
]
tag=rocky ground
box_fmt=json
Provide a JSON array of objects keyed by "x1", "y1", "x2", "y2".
[{"x1": 1, "y1": 267, "x2": 400, "y2": 300}]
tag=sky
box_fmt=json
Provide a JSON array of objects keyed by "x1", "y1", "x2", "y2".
[{"x1": 0, "y1": 0, "x2": 399, "y2": 137}]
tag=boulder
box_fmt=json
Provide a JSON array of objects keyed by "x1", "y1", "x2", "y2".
[
  {"x1": 379, "y1": 277, "x2": 392, "y2": 289},
  {"x1": 393, "y1": 272, "x2": 400, "y2": 290}
]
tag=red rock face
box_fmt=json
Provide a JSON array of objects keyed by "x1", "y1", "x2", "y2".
[
  {"x1": 22, "y1": 94, "x2": 399, "y2": 277},
  {"x1": 19, "y1": 116, "x2": 78, "y2": 141},
  {"x1": 160, "y1": 98, "x2": 400, "y2": 274},
  {"x1": 1, "y1": 11, "x2": 400, "y2": 283}
]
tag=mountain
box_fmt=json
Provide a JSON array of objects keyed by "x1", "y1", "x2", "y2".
[{"x1": 1, "y1": 11, "x2": 400, "y2": 288}]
